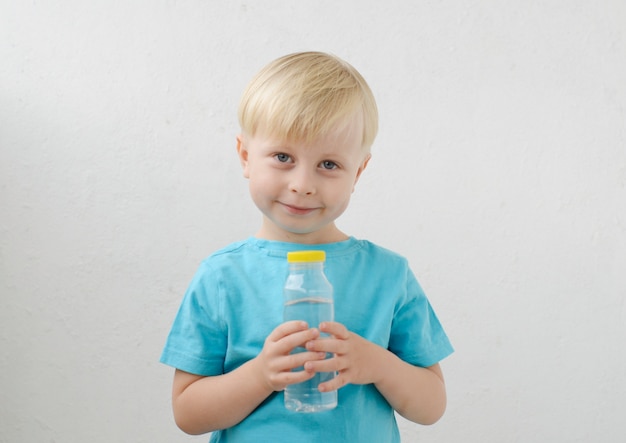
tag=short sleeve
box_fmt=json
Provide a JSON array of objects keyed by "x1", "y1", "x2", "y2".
[
  {"x1": 159, "y1": 261, "x2": 227, "y2": 376},
  {"x1": 388, "y1": 266, "x2": 453, "y2": 368}
]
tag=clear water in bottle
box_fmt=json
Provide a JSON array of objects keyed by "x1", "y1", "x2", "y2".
[{"x1": 283, "y1": 296, "x2": 337, "y2": 412}]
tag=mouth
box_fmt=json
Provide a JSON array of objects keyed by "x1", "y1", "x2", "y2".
[{"x1": 279, "y1": 202, "x2": 319, "y2": 216}]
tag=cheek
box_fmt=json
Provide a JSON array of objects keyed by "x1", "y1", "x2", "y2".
[
  {"x1": 326, "y1": 179, "x2": 355, "y2": 207},
  {"x1": 338, "y1": 176, "x2": 359, "y2": 195},
  {"x1": 248, "y1": 172, "x2": 277, "y2": 199}
]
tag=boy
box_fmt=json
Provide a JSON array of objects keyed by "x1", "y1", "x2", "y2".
[{"x1": 160, "y1": 51, "x2": 453, "y2": 442}]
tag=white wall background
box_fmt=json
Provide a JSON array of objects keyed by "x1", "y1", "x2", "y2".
[{"x1": 1, "y1": 1, "x2": 625, "y2": 442}]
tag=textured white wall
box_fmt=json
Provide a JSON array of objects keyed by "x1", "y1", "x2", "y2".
[{"x1": 1, "y1": 1, "x2": 625, "y2": 442}]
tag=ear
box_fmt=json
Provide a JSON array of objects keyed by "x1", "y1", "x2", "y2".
[
  {"x1": 352, "y1": 153, "x2": 371, "y2": 191},
  {"x1": 236, "y1": 134, "x2": 250, "y2": 178}
]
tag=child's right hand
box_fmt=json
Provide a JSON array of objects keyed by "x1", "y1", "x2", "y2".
[
  {"x1": 254, "y1": 320, "x2": 327, "y2": 392},
  {"x1": 170, "y1": 321, "x2": 327, "y2": 434}
]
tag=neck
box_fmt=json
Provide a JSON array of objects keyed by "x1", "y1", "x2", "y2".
[{"x1": 255, "y1": 219, "x2": 349, "y2": 244}]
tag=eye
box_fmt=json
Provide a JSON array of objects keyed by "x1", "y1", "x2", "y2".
[
  {"x1": 274, "y1": 153, "x2": 291, "y2": 163},
  {"x1": 320, "y1": 160, "x2": 338, "y2": 170}
]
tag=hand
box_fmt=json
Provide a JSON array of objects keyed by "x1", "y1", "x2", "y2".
[
  {"x1": 254, "y1": 321, "x2": 328, "y2": 392},
  {"x1": 303, "y1": 321, "x2": 384, "y2": 392}
]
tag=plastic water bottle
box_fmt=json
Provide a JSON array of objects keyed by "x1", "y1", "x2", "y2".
[{"x1": 283, "y1": 250, "x2": 337, "y2": 412}]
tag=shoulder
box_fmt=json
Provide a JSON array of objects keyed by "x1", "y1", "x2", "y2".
[
  {"x1": 199, "y1": 238, "x2": 257, "y2": 266},
  {"x1": 209, "y1": 238, "x2": 252, "y2": 258},
  {"x1": 187, "y1": 239, "x2": 260, "y2": 284},
  {"x1": 352, "y1": 238, "x2": 410, "y2": 268}
]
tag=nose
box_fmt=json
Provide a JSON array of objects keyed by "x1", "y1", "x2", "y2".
[{"x1": 289, "y1": 168, "x2": 316, "y2": 195}]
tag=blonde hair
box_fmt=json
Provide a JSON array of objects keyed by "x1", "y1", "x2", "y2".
[{"x1": 238, "y1": 52, "x2": 378, "y2": 150}]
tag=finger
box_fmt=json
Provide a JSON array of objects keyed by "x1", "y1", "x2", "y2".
[
  {"x1": 317, "y1": 374, "x2": 346, "y2": 393},
  {"x1": 304, "y1": 357, "x2": 342, "y2": 375},
  {"x1": 281, "y1": 368, "x2": 317, "y2": 387},
  {"x1": 269, "y1": 364, "x2": 318, "y2": 390},
  {"x1": 268, "y1": 321, "x2": 309, "y2": 342},
  {"x1": 276, "y1": 328, "x2": 321, "y2": 355},
  {"x1": 305, "y1": 337, "x2": 344, "y2": 354},
  {"x1": 272, "y1": 351, "x2": 327, "y2": 389},
  {"x1": 267, "y1": 323, "x2": 320, "y2": 354},
  {"x1": 283, "y1": 351, "x2": 328, "y2": 372},
  {"x1": 319, "y1": 321, "x2": 350, "y2": 339}
]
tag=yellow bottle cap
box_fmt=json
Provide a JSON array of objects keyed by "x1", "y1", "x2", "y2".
[{"x1": 287, "y1": 250, "x2": 326, "y2": 263}]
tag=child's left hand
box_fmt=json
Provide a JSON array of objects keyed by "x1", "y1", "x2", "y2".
[
  {"x1": 304, "y1": 321, "x2": 447, "y2": 424},
  {"x1": 303, "y1": 321, "x2": 384, "y2": 392}
]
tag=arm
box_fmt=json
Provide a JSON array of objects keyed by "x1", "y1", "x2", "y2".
[
  {"x1": 370, "y1": 354, "x2": 446, "y2": 424},
  {"x1": 305, "y1": 322, "x2": 447, "y2": 425},
  {"x1": 172, "y1": 361, "x2": 270, "y2": 435},
  {"x1": 171, "y1": 321, "x2": 325, "y2": 435}
]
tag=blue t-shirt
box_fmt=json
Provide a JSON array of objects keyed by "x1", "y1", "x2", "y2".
[{"x1": 160, "y1": 237, "x2": 453, "y2": 442}]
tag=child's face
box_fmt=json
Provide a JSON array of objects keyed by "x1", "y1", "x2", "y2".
[{"x1": 237, "y1": 115, "x2": 370, "y2": 244}]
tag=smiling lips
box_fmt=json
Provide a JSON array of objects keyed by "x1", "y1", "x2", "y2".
[{"x1": 279, "y1": 202, "x2": 319, "y2": 215}]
